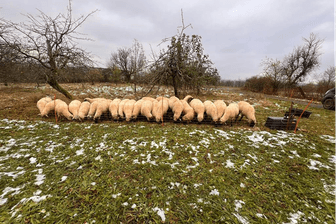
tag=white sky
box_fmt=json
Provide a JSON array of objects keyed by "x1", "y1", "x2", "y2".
[{"x1": 1, "y1": 0, "x2": 334, "y2": 81}]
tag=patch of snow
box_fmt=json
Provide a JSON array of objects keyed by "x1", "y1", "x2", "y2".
[
  {"x1": 29, "y1": 157, "x2": 37, "y2": 164},
  {"x1": 308, "y1": 159, "x2": 330, "y2": 170},
  {"x1": 312, "y1": 153, "x2": 321, "y2": 158},
  {"x1": 35, "y1": 169, "x2": 45, "y2": 186},
  {"x1": 234, "y1": 200, "x2": 245, "y2": 212},
  {"x1": 234, "y1": 213, "x2": 249, "y2": 224},
  {"x1": 209, "y1": 189, "x2": 219, "y2": 196},
  {"x1": 153, "y1": 207, "x2": 166, "y2": 222},
  {"x1": 282, "y1": 211, "x2": 304, "y2": 224},
  {"x1": 320, "y1": 135, "x2": 336, "y2": 144},
  {"x1": 76, "y1": 149, "x2": 85, "y2": 156},
  {"x1": 225, "y1": 160, "x2": 235, "y2": 168},
  {"x1": 329, "y1": 155, "x2": 336, "y2": 164},
  {"x1": 112, "y1": 193, "x2": 121, "y2": 198}
]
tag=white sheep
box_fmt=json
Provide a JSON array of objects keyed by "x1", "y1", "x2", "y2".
[
  {"x1": 132, "y1": 99, "x2": 143, "y2": 120},
  {"x1": 109, "y1": 98, "x2": 121, "y2": 120},
  {"x1": 237, "y1": 101, "x2": 256, "y2": 127},
  {"x1": 204, "y1": 100, "x2": 218, "y2": 123},
  {"x1": 219, "y1": 102, "x2": 239, "y2": 126},
  {"x1": 78, "y1": 101, "x2": 90, "y2": 121},
  {"x1": 87, "y1": 100, "x2": 100, "y2": 119},
  {"x1": 141, "y1": 97, "x2": 156, "y2": 102},
  {"x1": 214, "y1": 100, "x2": 227, "y2": 118},
  {"x1": 55, "y1": 100, "x2": 73, "y2": 120},
  {"x1": 183, "y1": 95, "x2": 194, "y2": 103},
  {"x1": 168, "y1": 96, "x2": 180, "y2": 110},
  {"x1": 37, "y1": 96, "x2": 52, "y2": 115},
  {"x1": 69, "y1": 100, "x2": 81, "y2": 120},
  {"x1": 151, "y1": 99, "x2": 158, "y2": 119},
  {"x1": 189, "y1": 99, "x2": 205, "y2": 122},
  {"x1": 170, "y1": 98, "x2": 183, "y2": 122},
  {"x1": 156, "y1": 96, "x2": 169, "y2": 102},
  {"x1": 40, "y1": 99, "x2": 62, "y2": 117},
  {"x1": 124, "y1": 99, "x2": 136, "y2": 122},
  {"x1": 84, "y1": 97, "x2": 106, "y2": 103},
  {"x1": 118, "y1": 99, "x2": 129, "y2": 119},
  {"x1": 154, "y1": 98, "x2": 169, "y2": 123},
  {"x1": 93, "y1": 99, "x2": 112, "y2": 122},
  {"x1": 141, "y1": 100, "x2": 154, "y2": 121},
  {"x1": 181, "y1": 100, "x2": 194, "y2": 122}
]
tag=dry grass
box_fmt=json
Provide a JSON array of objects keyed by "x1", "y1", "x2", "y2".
[{"x1": 0, "y1": 82, "x2": 332, "y2": 135}]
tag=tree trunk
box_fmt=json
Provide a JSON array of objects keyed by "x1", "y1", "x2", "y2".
[
  {"x1": 297, "y1": 87, "x2": 306, "y2": 99},
  {"x1": 46, "y1": 74, "x2": 73, "y2": 99},
  {"x1": 172, "y1": 75, "x2": 179, "y2": 97}
]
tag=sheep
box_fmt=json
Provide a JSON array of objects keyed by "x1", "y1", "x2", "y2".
[
  {"x1": 156, "y1": 96, "x2": 169, "y2": 102},
  {"x1": 168, "y1": 96, "x2": 180, "y2": 110},
  {"x1": 141, "y1": 100, "x2": 154, "y2": 121},
  {"x1": 124, "y1": 99, "x2": 136, "y2": 122},
  {"x1": 118, "y1": 99, "x2": 129, "y2": 119},
  {"x1": 189, "y1": 99, "x2": 205, "y2": 123},
  {"x1": 141, "y1": 97, "x2": 156, "y2": 102},
  {"x1": 68, "y1": 100, "x2": 81, "y2": 120},
  {"x1": 214, "y1": 100, "x2": 227, "y2": 118},
  {"x1": 84, "y1": 98, "x2": 106, "y2": 103},
  {"x1": 109, "y1": 99, "x2": 121, "y2": 120},
  {"x1": 237, "y1": 101, "x2": 256, "y2": 127},
  {"x1": 55, "y1": 100, "x2": 73, "y2": 120},
  {"x1": 154, "y1": 98, "x2": 169, "y2": 123},
  {"x1": 204, "y1": 100, "x2": 218, "y2": 123},
  {"x1": 183, "y1": 95, "x2": 194, "y2": 103},
  {"x1": 87, "y1": 100, "x2": 100, "y2": 119},
  {"x1": 170, "y1": 98, "x2": 183, "y2": 122},
  {"x1": 219, "y1": 102, "x2": 239, "y2": 126},
  {"x1": 181, "y1": 100, "x2": 194, "y2": 122},
  {"x1": 93, "y1": 99, "x2": 112, "y2": 122},
  {"x1": 151, "y1": 100, "x2": 159, "y2": 119},
  {"x1": 40, "y1": 99, "x2": 62, "y2": 117},
  {"x1": 132, "y1": 99, "x2": 143, "y2": 120},
  {"x1": 37, "y1": 96, "x2": 52, "y2": 115},
  {"x1": 78, "y1": 101, "x2": 90, "y2": 121}
]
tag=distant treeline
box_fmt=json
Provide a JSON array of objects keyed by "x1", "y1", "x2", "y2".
[{"x1": 0, "y1": 62, "x2": 244, "y2": 87}]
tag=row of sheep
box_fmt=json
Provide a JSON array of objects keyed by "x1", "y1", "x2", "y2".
[{"x1": 37, "y1": 95, "x2": 256, "y2": 127}]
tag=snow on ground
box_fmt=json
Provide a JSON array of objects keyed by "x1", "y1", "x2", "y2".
[{"x1": 0, "y1": 118, "x2": 334, "y2": 222}]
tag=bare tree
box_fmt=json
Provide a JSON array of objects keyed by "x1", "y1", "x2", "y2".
[
  {"x1": 282, "y1": 33, "x2": 323, "y2": 87},
  {"x1": 260, "y1": 57, "x2": 286, "y2": 94},
  {"x1": 148, "y1": 10, "x2": 220, "y2": 97},
  {"x1": 0, "y1": 0, "x2": 97, "y2": 99},
  {"x1": 259, "y1": 33, "x2": 323, "y2": 96},
  {"x1": 316, "y1": 66, "x2": 335, "y2": 93},
  {"x1": 108, "y1": 39, "x2": 147, "y2": 83}
]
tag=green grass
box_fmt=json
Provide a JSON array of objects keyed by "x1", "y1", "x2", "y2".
[{"x1": 0, "y1": 114, "x2": 334, "y2": 223}]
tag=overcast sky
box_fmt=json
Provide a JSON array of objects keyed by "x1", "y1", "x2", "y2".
[{"x1": 1, "y1": 0, "x2": 334, "y2": 81}]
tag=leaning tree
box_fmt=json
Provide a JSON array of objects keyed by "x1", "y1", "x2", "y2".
[
  {"x1": 281, "y1": 33, "x2": 323, "y2": 87},
  {"x1": 0, "y1": 0, "x2": 97, "y2": 99}
]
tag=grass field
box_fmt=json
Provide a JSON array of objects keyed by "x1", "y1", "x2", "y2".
[{"x1": 0, "y1": 83, "x2": 334, "y2": 223}]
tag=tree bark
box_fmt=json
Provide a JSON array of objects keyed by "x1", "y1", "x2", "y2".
[
  {"x1": 46, "y1": 73, "x2": 73, "y2": 99},
  {"x1": 172, "y1": 74, "x2": 179, "y2": 97}
]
